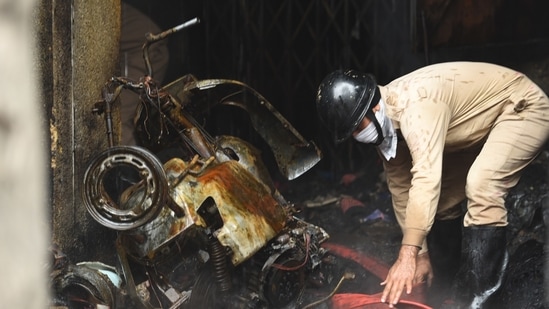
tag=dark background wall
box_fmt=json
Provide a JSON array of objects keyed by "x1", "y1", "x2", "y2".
[{"x1": 123, "y1": 0, "x2": 549, "y2": 182}]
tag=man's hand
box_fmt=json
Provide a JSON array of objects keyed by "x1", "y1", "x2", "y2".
[
  {"x1": 380, "y1": 245, "x2": 420, "y2": 307},
  {"x1": 414, "y1": 251, "x2": 433, "y2": 287}
]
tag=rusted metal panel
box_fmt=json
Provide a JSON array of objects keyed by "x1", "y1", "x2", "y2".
[
  {"x1": 171, "y1": 159, "x2": 288, "y2": 265},
  {"x1": 113, "y1": 155, "x2": 288, "y2": 266}
]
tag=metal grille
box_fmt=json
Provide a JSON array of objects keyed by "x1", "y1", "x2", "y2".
[
  {"x1": 202, "y1": 0, "x2": 416, "y2": 104},
  {"x1": 194, "y1": 0, "x2": 419, "y2": 173}
]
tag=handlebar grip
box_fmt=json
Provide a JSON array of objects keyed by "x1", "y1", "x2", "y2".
[{"x1": 145, "y1": 17, "x2": 201, "y2": 43}]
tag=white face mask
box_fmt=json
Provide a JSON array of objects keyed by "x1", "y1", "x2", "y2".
[
  {"x1": 353, "y1": 100, "x2": 387, "y2": 144},
  {"x1": 353, "y1": 121, "x2": 378, "y2": 144},
  {"x1": 353, "y1": 100, "x2": 397, "y2": 160}
]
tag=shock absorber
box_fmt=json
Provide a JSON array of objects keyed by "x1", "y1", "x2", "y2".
[{"x1": 209, "y1": 236, "x2": 232, "y2": 292}]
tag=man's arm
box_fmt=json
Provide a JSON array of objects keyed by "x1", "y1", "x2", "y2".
[{"x1": 381, "y1": 98, "x2": 450, "y2": 306}]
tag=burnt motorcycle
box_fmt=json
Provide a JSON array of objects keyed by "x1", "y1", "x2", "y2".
[{"x1": 70, "y1": 17, "x2": 329, "y2": 308}]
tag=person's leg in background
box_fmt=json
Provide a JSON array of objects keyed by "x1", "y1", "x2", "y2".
[
  {"x1": 120, "y1": 2, "x2": 169, "y2": 146},
  {"x1": 111, "y1": 2, "x2": 171, "y2": 201}
]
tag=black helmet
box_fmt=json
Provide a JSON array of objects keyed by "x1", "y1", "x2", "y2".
[{"x1": 316, "y1": 69, "x2": 379, "y2": 144}]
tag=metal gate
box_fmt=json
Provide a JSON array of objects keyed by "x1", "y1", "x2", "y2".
[{"x1": 191, "y1": 0, "x2": 420, "y2": 173}]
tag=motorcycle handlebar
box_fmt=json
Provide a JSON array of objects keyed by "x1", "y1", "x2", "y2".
[
  {"x1": 143, "y1": 17, "x2": 201, "y2": 77},
  {"x1": 94, "y1": 18, "x2": 201, "y2": 147}
]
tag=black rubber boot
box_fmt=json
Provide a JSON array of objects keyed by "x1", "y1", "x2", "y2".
[
  {"x1": 426, "y1": 217, "x2": 463, "y2": 307},
  {"x1": 443, "y1": 226, "x2": 508, "y2": 309}
]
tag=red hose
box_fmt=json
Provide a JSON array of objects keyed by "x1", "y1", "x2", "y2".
[
  {"x1": 322, "y1": 242, "x2": 390, "y2": 280},
  {"x1": 332, "y1": 293, "x2": 432, "y2": 309},
  {"x1": 322, "y1": 242, "x2": 433, "y2": 309}
]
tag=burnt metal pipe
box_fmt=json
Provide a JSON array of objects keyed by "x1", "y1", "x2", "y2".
[{"x1": 142, "y1": 17, "x2": 200, "y2": 77}]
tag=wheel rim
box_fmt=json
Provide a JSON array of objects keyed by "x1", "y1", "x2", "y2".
[{"x1": 82, "y1": 146, "x2": 167, "y2": 230}]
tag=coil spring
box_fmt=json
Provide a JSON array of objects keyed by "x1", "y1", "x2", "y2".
[
  {"x1": 209, "y1": 238, "x2": 232, "y2": 292},
  {"x1": 246, "y1": 262, "x2": 261, "y2": 295},
  {"x1": 244, "y1": 255, "x2": 264, "y2": 305}
]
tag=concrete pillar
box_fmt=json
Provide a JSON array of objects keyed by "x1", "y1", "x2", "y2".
[
  {"x1": 37, "y1": 0, "x2": 122, "y2": 263},
  {"x1": 0, "y1": 0, "x2": 47, "y2": 307}
]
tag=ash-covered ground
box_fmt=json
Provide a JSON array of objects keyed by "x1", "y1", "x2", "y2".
[{"x1": 278, "y1": 149, "x2": 549, "y2": 308}]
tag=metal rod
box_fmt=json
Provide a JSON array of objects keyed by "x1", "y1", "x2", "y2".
[{"x1": 143, "y1": 18, "x2": 201, "y2": 77}]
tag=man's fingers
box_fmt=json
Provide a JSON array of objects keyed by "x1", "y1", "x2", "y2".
[
  {"x1": 389, "y1": 282, "x2": 404, "y2": 306},
  {"x1": 427, "y1": 273, "x2": 434, "y2": 287},
  {"x1": 388, "y1": 279, "x2": 414, "y2": 306},
  {"x1": 412, "y1": 274, "x2": 424, "y2": 285},
  {"x1": 406, "y1": 279, "x2": 413, "y2": 294},
  {"x1": 381, "y1": 281, "x2": 391, "y2": 303}
]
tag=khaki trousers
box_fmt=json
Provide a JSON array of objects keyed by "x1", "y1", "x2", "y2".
[
  {"x1": 385, "y1": 78, "x2": 549, "y2": 242},
  {"x1": 463, "y1": 81, "x2": 549, "y2": 226}
]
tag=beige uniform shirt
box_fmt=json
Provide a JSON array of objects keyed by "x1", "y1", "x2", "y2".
[{"x1": 378, "y1": 61, "x2": 548, "y2": 249}]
